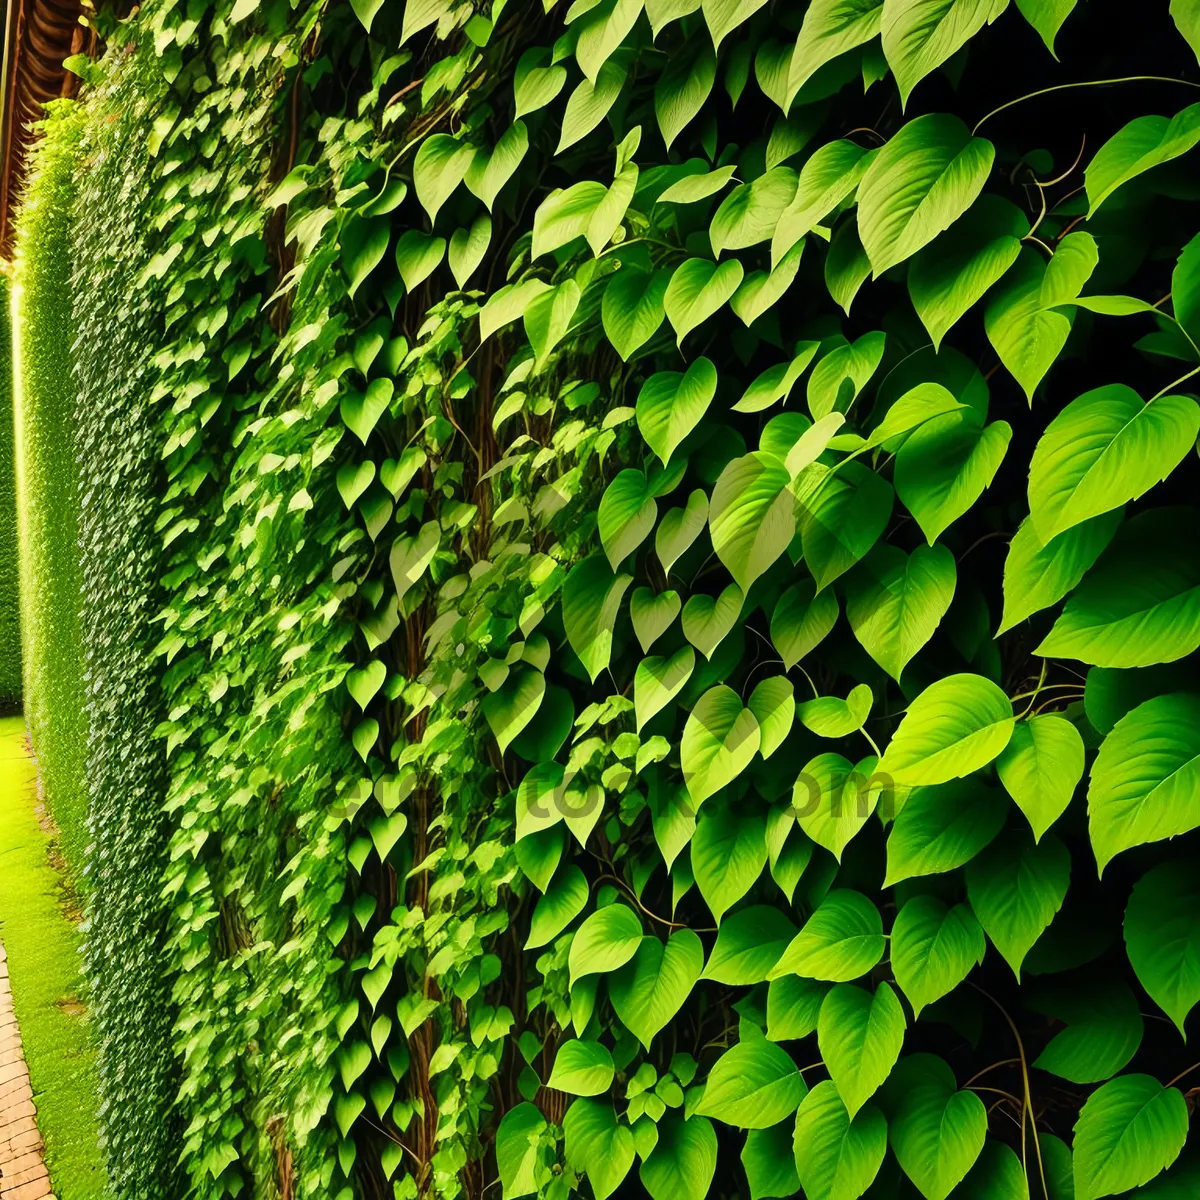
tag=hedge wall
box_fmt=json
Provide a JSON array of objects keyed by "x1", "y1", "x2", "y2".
[
  {"x1": 11, "y1": 100, "x2": 88, "y2": 870},
  {"x1": 16, "y1": 0, "x2": 1200, "y2": 1198},
  {"x1": 0, "y1": 275, "x2": 19, "y2": 707}
]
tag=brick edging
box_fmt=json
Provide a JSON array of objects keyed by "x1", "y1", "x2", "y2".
[{"x1": 0, "y1": 943, "x2": 54, "y2": 1199}]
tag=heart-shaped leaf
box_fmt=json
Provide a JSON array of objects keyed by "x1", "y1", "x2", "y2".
[
  {"x1": 341, "y1": 378, "x2": 394, "y2": 443},
  {"x1": 682, "y1": 582, "x2": 743, "y2": 659},
  {"x1": 337, "y1": 460, "x2": 376, "y2": 509},
  {"x1": 656, "y1": 489, "x2": 709, "y2": 576},
  {"x1": 636, "y1": 357, "x2": 718, "y2": 465},
  {"x1": 347, "y1": 660, "x2": 386, "y2": 709},
  {"x1": 630, "y1": 588, "x2": 681, "y2": 653},
  {"x1": 681, "y1": 685, "x2": 761, "y2": 805},
  {"x1": 635, "y1": 646, "x2": 696, "y2": 731},
  {"x1": 610, "y1": 930, "x2": 705, "y2": 1048},
  {"x1": 798, "y1": 683, "x2": 874, "y2": 738},
  {"x1": 599, "y1": 470, "x2": 657, "y2": 569},
  {"x1": 663, "y1": 258, "x2": 745, "y2": 344}
]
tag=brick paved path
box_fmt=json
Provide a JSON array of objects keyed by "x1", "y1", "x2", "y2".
[{"x1": 0, "y1": 943, "x2": 53, "y2": 1200}]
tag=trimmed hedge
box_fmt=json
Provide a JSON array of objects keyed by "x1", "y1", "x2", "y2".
[
  {"x1": 11, "y1": 100, "x2": 88, "y2": 872},
  {"x1": 0, "y1": 276, "x2": 20, "y2": 706}
]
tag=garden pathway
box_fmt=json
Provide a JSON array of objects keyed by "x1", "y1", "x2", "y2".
[{"x1": 0, "y1": 944, "x2": 52, "y2": 1199}]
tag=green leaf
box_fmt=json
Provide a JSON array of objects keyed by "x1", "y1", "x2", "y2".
[
  {"x1": 562, "y1": 555, "x2": 633, "y2": 683},
  {"x1": 709, "y1": 452, "x2": 796, "y2": 590},
  {"x1": 394, "y1": 229, "x2": 446, "y2": 291},
  {"x1": 1087, "y1": 692, "x2": 1200, "y2": 874},
  {"x1": 681, "y1": 685, "x2": 761, "y2": 807},
  {"x1": 786, "y1": 1, "x2": 886, "y2": 107},
  {"x1": 965, "y1": 830, "x2": 1070, "y2": 977},
  {"x1": 1015, "y1": 0, "x2": 1079, "y2": 52},
  {"x1": 771, "y1": 582, "x2": 839, "y2": 669},
  {"x1": 527, "y1": 866, "x2": 589, "y2": 949},
  {"x1": 711, "y1": 167, "x2": 799, "y2": 257},
  {"x1": 793, "y1": 1081, "x2": 888, "y2": 1200},
  {"x1": 548, "y1": 1040, "x2": 616, "y2": 1096},
  {"x1": 845, "y1": 544, "x2": 957, "y2": 681},
  {"x1": 568, "y1": 904, "x2": 643, "y2": 984},
  {"x1": 656, "y1": 489, "x2": 708, "y2": 574},
  {"x1": 768, "y1": 976, "x2": 830, "y2": 1041},
  {"x1": 880, "y1": 673, "x2": 1014, "y2": 788},
  {"x1": 772, "y1": 140, "x2": 872, "y2": 266},
  {"x1": 448, "y1": 214, "x2": 492, "y2": 287},
  {"x1": 984, "y1": 234, "x2": 1099, "y2": 400},
  {"x1": 818, "y1": 982, "x2": 906, "y2": 1118},
  {"x1": 883, "y1": 1054, "x2": 987, "y2": 1200},
  {"x1": 610, "y1": 930, "x2": 705, "y2": 1048},
  {"x1": 664, "y1": 258, "x2": 745, "y2": 344},
  {"x1": 574, "y1": 0, "x2": 642, "y2": 80},
  {"x1": 825, "y1": 220, "x2": 874, "y2": 315},
  {"x1": 603, "y1": 266, "x2": 669, "y2": 361},
  {"x1": 657, "y1": 164, "x2": 737, "y2": 204},
  {"x1": 731, "y1": 242, "x2": 809, "y2": 327},
  {"x1": 795, "y1": 462, "x2": 894, "y2": 591},
  {"x1": 1073, "y1": 1076, "x2": 1189, "y2": 1200},
  {"x1": 655, "y1": 42, "x2": 717, "y2": 149},
  {"x1": 891, "y1": 896, "x2": 985, "y2": 1016},
  {"x1": 496, "y1": 1103, "x2": 548, "y2": 1198},
  {"x1": 769, "y1": 889, "x2": 886, "y2": 982},
  {"x1": 682, "y1": 582, "x2": 743, "y2": 659},
  {"x1": 639, "y1": 1116, "x2": 717, "y2": 1200},
  {"x1": 464, "y1": 121, "x2": 529, "y2": 210},
  {"x1": 743, "y1": 1122, "x2": 801, "y2": 1200},
  {"x1": 558, "y1": 61, "x2": 626, "y2": 154},
  {"x1": 895, "y1": 411, "x2": 1011, "y2": 544},
  {"x1": 748, "y1": 677, "x2": 796, "y2": 759},
  {"x1": 702, "y1": 0, "x2": 770, "y2": 50},
  {"x1": 1036, "y1": 508, "x2": 1200, "y2": 667},
  {"x1": 1125, "y1": 859, "x2": 1200, "y2": 1035},
  {"x1": 599, "y1": 470, "x2": 657, "y2": 570},
  {"x1": 691, "y1": 803, "x2": 767, "y2": 921},
  {"x1": 1028, "y1": 386, "x2": 1200, "y2": 542},
  {"x1": 795, "y1": 753, "x2": 882, "y2": 861},
  {"x1": 696, "y1": 1040, "x2": 806, "y2": 1128},
  {"x1": 400, "y1": 0, "x2": 452, "y2": 41},
  {"x1": 563, "y1": 1100, "x2": 635, "y2": 1200},
  {"x1": 524, "y1": 279, "x2": 581, "y2": 367},
  {"x1": 513, "y1": 49, "x2": 567, "y2": 118},
  {"x1": 532, "y1": 181, "x2": 608, "y2": 259},
  {"x1": 635, "y1": 646, "x2": 696, "y2": 731},
  {"x1": 630, "y1": 588, "x2": 681, "y2": 654},
  {"x1": 883, "y1": 778, "x2": 1008, "y2": 886},
  {"x1": 413, "y1": 134, "x2": 474, "y2": 223},
  {"x1": 959, "y1": 1141, "x2": 1031, "y2": 1200},
  {"x1": 482, "y1": 668, "x2": 546, "y2": 755},
  {"x1": 1032, "y1": 980, "x2": 1144, "y2": 1085},
  {"x1": 995, "y1": 716, "x2": 1084, "y2": 842},
  {"x1": 346, "y1": 660, "x2": 386, "y2": 709},
  {"x1": 341, "y1": 217, "x2": 390, "y2": 299},
  {"x1": 702, "y1": 906, "x2": 799, "y2": 985},
  {"x1": 798, "y1": 687, "x2": 873, "y2": 740},
  {"x1": 997, "y1": 511, "x2": 1123, "y2": 634},
  {"x1": 1086, "y1": 103, "x2": 1200, "y2": 215},
  {"x1": 807, "y1": 331, "x2": 887, "y2": 420},
  {"x1": 857, "y1": 114, "x2": 995, "y2": 274},
  {"x1": 908, "y1": 194, "x2": 1027, "y2": 349},
  {"x1": 637, "y1": 357, "x2": 718, "y2": 463},
  {"x1": 1174, "y1": 0, "x2": 1200, "y2": 63},
  {"x1": 348, "y1": 0, "x2": 385, "y2": 33},
  {"x1": 881, "y1": 0, "x2": 1010, "y2": 107}
]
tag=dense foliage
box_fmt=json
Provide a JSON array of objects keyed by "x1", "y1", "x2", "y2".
[
  {"x1": 11, "y1": 101, "x2": 89, "y2": 867},
  {"x1": 0, "y1": 276, "x2": 19, "y2": 706},
  {"x1": 14, "y1": 0, "x2": 1200, "y2": 1197}
]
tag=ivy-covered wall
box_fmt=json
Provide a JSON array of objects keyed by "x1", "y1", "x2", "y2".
[
  {"x1": 14, "y1": 0, "x2": 1200, "y2": 1198},
  {"x1": 0, "y1": 275, "x2": 19, "y2": 707},
  {"x1": 11, "y1": 100, "x2": 89, "y2": 870}
]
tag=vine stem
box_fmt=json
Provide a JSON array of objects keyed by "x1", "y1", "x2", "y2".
[
  {"x1": 1150, "y1": 363, "x2": 1200, "y2": 402},
  {"x1": 969, "y1": 981, "x2": 1049, "y2": 1200},
  {"x1": 974, "y1": 76, "x2": 1200, "y2": 134},
  {"x1": 1167, "y1": 1062, "x2": 1200, "y2": 1088}
]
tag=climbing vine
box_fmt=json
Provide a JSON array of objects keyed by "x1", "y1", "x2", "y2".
[{"x1": 15, "y1": 0, "x2": 1200, "y2": 1197}]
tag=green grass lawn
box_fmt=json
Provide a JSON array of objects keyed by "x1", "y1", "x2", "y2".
[{"x1": 0, "y1": 714, "x2": 107, "y2": 1199}]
